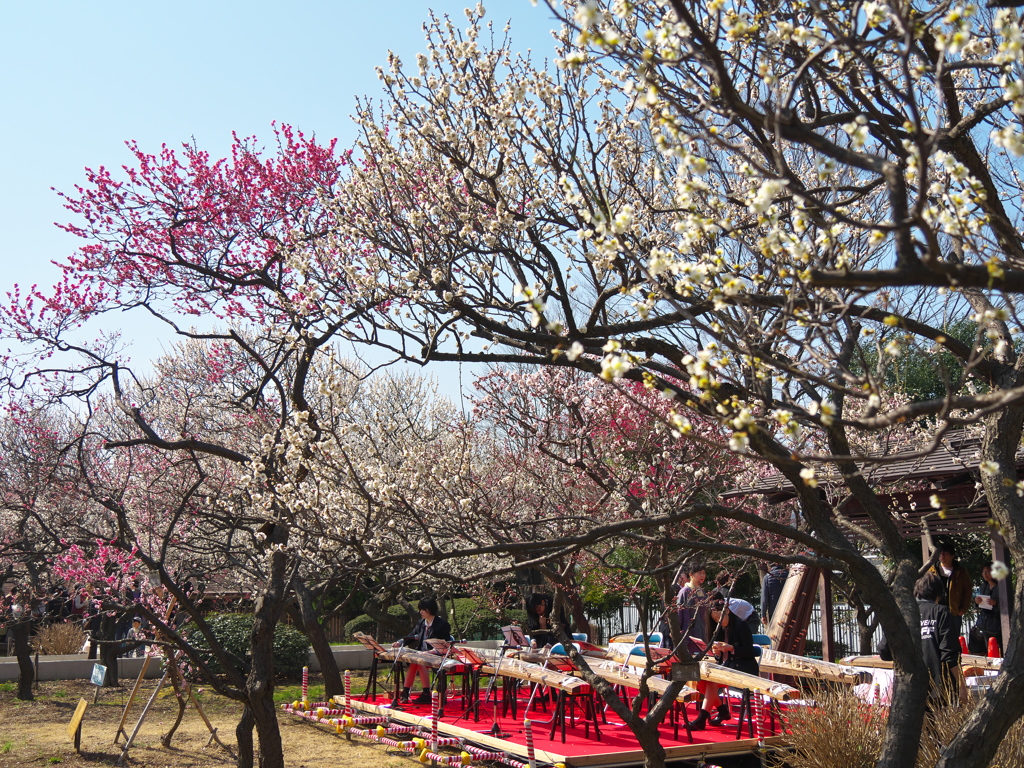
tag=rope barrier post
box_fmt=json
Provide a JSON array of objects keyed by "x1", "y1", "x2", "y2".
[
  {"x1": 431, "y1": 689, "x2": 440, "y2": 753},
  {"x1": 524, "y1": 718, "x2": 536, "y2": 768},
  {"x1": 344, "y1": 669, "x2": 352, "y2": 718},
  {"x1": 302, "y1": 666, "x2": 309, "y2": 708},
  {"x1": 753, "y1": 692, "x2": 766, "y2": 768}
]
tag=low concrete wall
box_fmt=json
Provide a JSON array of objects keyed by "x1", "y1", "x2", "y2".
[
  {"x1": 0, "y1": 654, "x2": 163, "y2": 682},
  {"x1": 1, "y1": 640, "x2": 503, "y2": 681}
]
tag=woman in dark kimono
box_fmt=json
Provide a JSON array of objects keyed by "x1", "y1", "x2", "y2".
[
  {"x1": 524, "y1": 593, "x2": 570, "y2": 648},
  {"x1": 691, "y1": 597, "x2": 760, "y2": 729}
]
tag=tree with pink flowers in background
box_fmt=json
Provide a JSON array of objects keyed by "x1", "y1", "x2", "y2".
[{"x1": 0, "y1": 125, "x2": 358, "y2": 768}]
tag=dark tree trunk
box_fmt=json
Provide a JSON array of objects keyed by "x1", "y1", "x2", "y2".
[
  {"x1": 562, "y1": 641, "x2": 676, "y2": 768},
  {"x1": 935, "y1": 404, "x2": 1024, "y2": 768},
  {"x1": 868, "y1": 560, "x2": 932, "y2": 768},
  {"x1": 564, "y1": 590, "x2": 593, "y2": 641},
  {"x1": 162, "y1": 666, "x2": 188, "y2": 747},
  {"x1": 13, "y1": 620, "x2": 34, "y2": 701},
  {"x1": 363, "y1": 596, "x2": 409, "y2": 641},
  {"x1": 247, "y1": 549, "x2": 288, "y2": 768},
  {"x1": 634, "y1": 721, "x2": 667, "y2": 768},
  {"x1": 291, "y1": 579, "x2": 342, "y2": 698},
  {"x1": 236, "y1": 704, "x2": 255, "y2": 768},
  {"x1": 99, "y1": 612, "x2": 120, "y2": 687},
  {"x1": 858, "y1": 619, "x2": 878, "y2": 655}
]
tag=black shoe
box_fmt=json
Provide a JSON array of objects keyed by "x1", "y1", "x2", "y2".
[
  {"x1": 709, "y1": 702, "x2": 732, "y2": 726},
  {"x1": 412, "y1": 690, "x2": 432, "y2": 705},
  {"x1": 690, "y1": 709, "x2": 710, "y2": 731},
  {"x1": 400, "y1": 687, "x2": 411, "y2": 703}
]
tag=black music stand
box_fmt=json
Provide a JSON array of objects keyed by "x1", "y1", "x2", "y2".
[
  {"x1": 352, "y1": 632, "x2": 391, "y2": 702},
  {"x1": 476, "y1": 627, "x2": 525, "y2": 737}
]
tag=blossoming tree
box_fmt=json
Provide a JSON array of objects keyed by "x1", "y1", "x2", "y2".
[
  {"x1": 325, "y1": 4, "x2": 1024, "y2": 766},
  {"x1": 0, "y1": 127, "x2": 358, "y2": 768}
]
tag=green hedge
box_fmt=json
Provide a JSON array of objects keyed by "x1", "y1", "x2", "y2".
[
  {"x1": 343, "y1": 599, "x2": 529, "y2": 642},
  {"x1": 449, "y1": 598, "x2": 528, "y2": 640},
  {"x1": 344, "y1": 604, "x2": 412, "y2": 642},
  {"x1": 187, "y1": 613, "x2": 309, "y2": 680}
]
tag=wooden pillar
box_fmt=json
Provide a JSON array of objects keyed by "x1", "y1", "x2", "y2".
[
  {"x1": 818, "y1": 570, "x2": 835, "y2": 663},
  {"x1": 992, "y1": 533, "x2": 1012, "y2": 650}
]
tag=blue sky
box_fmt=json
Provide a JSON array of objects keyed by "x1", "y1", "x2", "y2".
[{"x1": 0, "y1": 1, "x2": 560, "y2": 401}]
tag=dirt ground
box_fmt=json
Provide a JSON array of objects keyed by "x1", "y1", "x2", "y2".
[{"x1": 0, "y1": 678, "x2": 410, "y2": 768}]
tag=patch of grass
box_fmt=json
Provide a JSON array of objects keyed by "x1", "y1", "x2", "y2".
[
  {"x1": 272, "y1": 674, "x2": 371, "y2": 705},
  {"x1": 50, "y1": 688, "x2": 69, "y2": 699},
  {"x1": 2, "y1": 741, "x2": 13, "y2": 753},
  {"x1": 274, "y1": 684, "x2": 326, "y2": 705},
  {"x1": 0, "y1": 682, "x2": 15, "y2": 692},
  {"x1": 47, "y1": 757, "x2": 61, "y2": 764}
]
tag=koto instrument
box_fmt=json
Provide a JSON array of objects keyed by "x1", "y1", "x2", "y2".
[
  {"x1": 839, "y1": 655, "x2": 894, "y2": 669},
  {"x1": 513, "y1": 644, "x2": 608, "y2": 664},
  {"x1": 839, "y1": 654, "x2": 1003, "y2": 674},
  {"x1": 961, "y1": 654, "x2": 1001, "y2": 671},
  {"x1": 483, "y1": 654, "x2": 592, "y2": 693},
  {"x1": 699, "y1": 661, "x2": 799, "y2": 701},
  {"x1": 479, "y1": 646, "x2": 697, "y2": 702},
  {"x1": 767, "y1": 563, "x2": 821, "y2": 656},
  {"x1": 604, "y1": 642, "x2": 676, "y2": 671},
  {"x1": 608, "y1": 633, "x2": 640, "y2": 644},
  {"x1": 591, "y1": 661, "x2": 700, "y2": 702},
  {"x1": 377, "y1": 647, "x2": 463, "y2": 671},
  {"x1": 758, "y1": 648, "x2": 868, "y2": 684}
]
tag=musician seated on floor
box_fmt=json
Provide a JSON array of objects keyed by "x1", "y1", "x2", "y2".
[
  {"x1": 392, "y1": 596, "x2": 451, "y2": 704},
  {"x1": 690, "y1": 596, "x2": 760, "y2": 730},
  {"x1": 525, "y1": 593, "x2": 572, "y2": 649}
]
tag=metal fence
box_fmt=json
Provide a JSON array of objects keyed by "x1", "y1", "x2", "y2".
[
  {"x1": 589, "y1": 600, "x2": 883, "y2": 653},
  {"x1": 591, "y1": 603, "x2": 661, "y2": 643},
  {"x1": 807, "y1": 602, "x2": 883, "y2": 656}
]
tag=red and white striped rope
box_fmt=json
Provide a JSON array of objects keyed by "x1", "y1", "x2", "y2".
[
  {"x1": 417, "y1": 749, "x2": 463, "y2": 766},
  {"x1": 462, "y1": 745, "x2": 506, "y2": 760}
]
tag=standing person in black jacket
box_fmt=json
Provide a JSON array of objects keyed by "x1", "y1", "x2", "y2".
[
  {"x1": 914, "y1": 572, "x2": 961, "y2": 701},
  {"x1": 393, "y1": 596, "x2": 451, "y2": 704}
]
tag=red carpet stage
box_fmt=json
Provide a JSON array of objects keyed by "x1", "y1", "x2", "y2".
[{"x1": 285, "y1": 683, "x2": 786, "y2": 767}]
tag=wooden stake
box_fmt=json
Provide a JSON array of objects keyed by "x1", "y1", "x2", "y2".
[
  {"x1": 117, "y1": 670, "x2": 168, "y2": 766},
  {"x1": 114, "y1": 655, "x2": 152, "y2": 743}
]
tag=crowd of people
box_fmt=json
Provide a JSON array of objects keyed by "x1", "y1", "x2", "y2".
[{"x1": 1, "y1": 581, "x2": 154, "y2": 658}]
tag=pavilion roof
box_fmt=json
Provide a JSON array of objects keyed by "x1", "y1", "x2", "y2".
[{"x1": 727, "y1": 431, "x2": 1021, "y2": 539}]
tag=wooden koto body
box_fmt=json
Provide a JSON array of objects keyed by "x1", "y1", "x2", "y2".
[
  {"x1": 589, "y1": 662, "x2": 700, "y2": 702},
  {"x1": 758, "y1": 648, "x2": 867, "y2": 684},
  {"x1": 603, "y1": 643, "x2": 675, "y2": 671},
  {"x1": 377, "y1": 647, "x2": 463, "y2": 671},
  {"x1": 472, "y1": 648, "x2": 592, "y2": 693},
  {"x1": 841, "y1": 654, "x2": 1002, "y2": 673},
  {"x1": 699, "y1": 662, "x2": 798, "y2": 701},
  {"x1": 483, "y1": 648, "x2": 698, "y2": 701}
]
